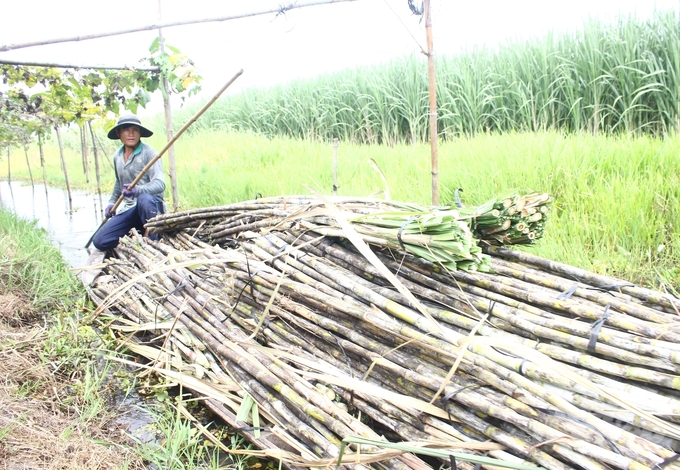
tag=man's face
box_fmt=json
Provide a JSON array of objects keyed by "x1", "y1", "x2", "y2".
[{"x1": 117, "y1": 124, "x2": 141, "y2": 148}]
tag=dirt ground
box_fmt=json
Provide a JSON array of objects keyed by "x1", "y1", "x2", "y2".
[{"x1": 0, "y1": 293, "x2": 146, "y2": 470}]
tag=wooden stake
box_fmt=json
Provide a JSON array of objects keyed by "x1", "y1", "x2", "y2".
[
  {"x1": 80, "y1": 124, "x2": 90, "y2": 184},
  {"x1": 93, "y1": 132, "x2": 114, "y2": 171},
  {"x1": 424, "y1": 0, "x2": 439, "y2": 206},
  {"x1": 38, "y1": 134, "x2": 48, "y2": 202}
]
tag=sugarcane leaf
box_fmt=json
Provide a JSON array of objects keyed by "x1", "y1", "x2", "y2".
[
  {"x1": 236, "y1": 393, "x2": 254, "y2": 423},
  {"x1": 339, "y1": 436, "x2": 545, "y2": 469}
]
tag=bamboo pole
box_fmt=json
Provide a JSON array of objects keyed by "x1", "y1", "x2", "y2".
[
  {"x1": 0, "y1": 0, "x2": 359, "y2": 52},
  {"x1": 93, "y1": 131, "x2": 115, "y2": 171},
  {"x1": 0, "y1": 58, "x2": 159, "y2": 71},
  {"x1": 80, "y1": 124, "x2": 90, "y2": 184},
  {"x1": 22, "y1": 145, "x2": 34, "y2": 187},
  {"x1": 38, "y1": 134, "x2": 48, "y2": 202}
]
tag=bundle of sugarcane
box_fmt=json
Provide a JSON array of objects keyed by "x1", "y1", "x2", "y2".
[
  {"x1": 89, "y1": 226, "x2": 680, "y2": 470},
  {"x1": 463, "y1": 192, "x2": 551, "y2": 246},
  {"x1": 305, "y1": 207, "x2": 490, "y2": 272},
  {"x1": 91, "y1": 232, "x2": 509, "y2": 470},
  {"x1": 144, "y1": 193, "x2": 547, "y2": 272},
  {"x1": 146, "y1": 196, "x2": 492, "y2": 271}
]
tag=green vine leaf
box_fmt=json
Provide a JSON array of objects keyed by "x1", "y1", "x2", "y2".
[{"x1": 1, "y1": 38, "x2": 202, "y2": 147}]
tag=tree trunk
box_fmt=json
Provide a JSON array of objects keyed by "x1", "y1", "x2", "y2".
[
  {"x1": 23, "y1": 145, "x2": 34, "y2": 187},
  {"x1": 88, "y1": 122, "x2": 104, "y2": 218},
  {"x1": 160, "y1": 34, "x2": 179, "y2": 212},
  {"x1": 55, "y1": 126, "x2": 73, "y2": 212},
  {"x1": 38, "y1": 134, "x2": 49, "y2": 202},
  {"x1": 80, "y1": 124, "x2": 90, "y2": 184},
  {"x1": 6, "y1": 147, "x2": 11, "y2": 183}
]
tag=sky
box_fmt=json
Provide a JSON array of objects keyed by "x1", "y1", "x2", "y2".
[{"x1": 0, "y1": 0, "x2": 678, "y2": 115}]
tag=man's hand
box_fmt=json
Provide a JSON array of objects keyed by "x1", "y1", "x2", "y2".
[
  {"x1": 105, "y1": 204, "x2": 115, "y2": 218},
  {"x1": 122, "y1": 184, "x2": 137, "y2": 198}
]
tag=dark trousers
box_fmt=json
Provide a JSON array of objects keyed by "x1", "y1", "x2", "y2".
[{"x1": 92, "y1": 193, "x2": 165, "y2": 251}]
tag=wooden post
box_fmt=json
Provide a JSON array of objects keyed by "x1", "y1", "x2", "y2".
[
  {"x1": 55, "y1": 126, "x2": 73, "y2": 212},
  {"x1": 424, "y1": 0, "x2": 439, "y2": 206},
  {"x1": 158, "y1": 0, "x2": 179, "y2": 212},
  {"x1": 93, "y1": 132, "x2": 115, "y2": 171}
]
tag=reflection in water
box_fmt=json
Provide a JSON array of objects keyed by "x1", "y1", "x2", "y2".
[{"x1": 0, "y1": 181, "x2": 105, "y2": 268}]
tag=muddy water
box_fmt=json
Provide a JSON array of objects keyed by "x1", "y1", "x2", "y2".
[{"x1": 0, "y1": 180, "x2": 105, "y2": 268}]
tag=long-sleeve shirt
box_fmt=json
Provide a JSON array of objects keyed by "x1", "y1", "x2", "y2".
[{"x1": 108, "y1": 142, "x2": 165, "y2": 212}]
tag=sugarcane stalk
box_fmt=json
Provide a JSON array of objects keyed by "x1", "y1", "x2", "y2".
[
  {"x1": 228, "y1": 266, "x2": 664, "y2": 468},
  {"x1": 486, "y1": 246, "x2": 680, "y2": 312},
  {"x1": 95, "y1": 208, "x2": 680, "y2": 470}
]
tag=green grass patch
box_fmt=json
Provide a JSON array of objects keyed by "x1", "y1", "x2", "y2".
[{"x1": 0, "y1": 210, "x2": 84, "y2": 309}]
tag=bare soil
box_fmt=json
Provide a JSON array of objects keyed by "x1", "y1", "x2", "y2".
[{"x1": 0, "y1": 292, "x2": 146, "y2": 470}]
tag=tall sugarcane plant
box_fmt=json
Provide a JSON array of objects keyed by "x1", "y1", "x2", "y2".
[{"x1": 202, "y1": 11, "x2": 680, "y2": 142}]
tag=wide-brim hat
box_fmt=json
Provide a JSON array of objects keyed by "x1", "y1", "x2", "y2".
[{"x1": 107, "y1": 114, "x2": 154, "y2": 140}]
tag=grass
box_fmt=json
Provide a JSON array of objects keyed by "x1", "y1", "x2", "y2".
[
  {"x1": 0, "y1": 210, "x2": 83, "y2": 309},
  {"x1": 3, "y1": 127, "x2": 678, "y2": 288},
  {"x1": 0, "y1": 209, "x2": 248, "y2": 469}
]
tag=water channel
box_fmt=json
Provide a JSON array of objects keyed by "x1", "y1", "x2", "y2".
[
  {"x1": 0, "y1": 180, "x2": 163, "y2": 446},
  {"x1": 0, "y1": 180, "x2": 105, "y2": 269}
]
